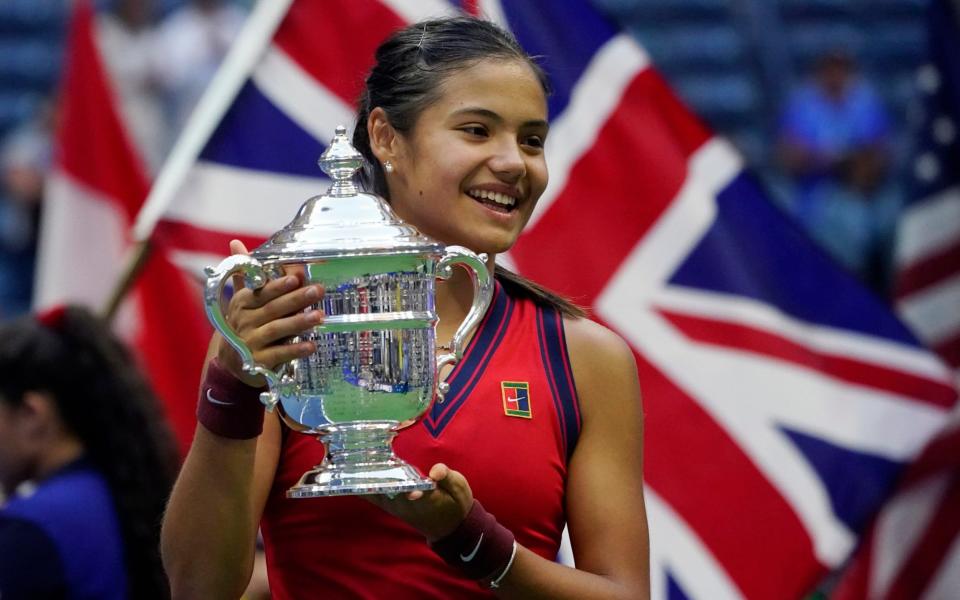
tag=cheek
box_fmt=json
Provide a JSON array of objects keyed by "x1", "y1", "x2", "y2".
[{"x1": 528, "y1": 161, "x2": 549, "y2": 199}]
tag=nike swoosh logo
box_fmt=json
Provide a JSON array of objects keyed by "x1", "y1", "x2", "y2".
[
  {"x1": 206, "y1": 388, "x2": 235, "y2": 406},
  {"x1": 460, "y1": 533, "x2": 483, "y2": 562}
]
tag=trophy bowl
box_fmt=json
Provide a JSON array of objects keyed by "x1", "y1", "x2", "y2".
[{"x1": 203, "y1": 126, "x2": 493, "y2": 497}]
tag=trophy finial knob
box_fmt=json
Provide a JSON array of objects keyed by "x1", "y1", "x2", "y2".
[{"x1": 318, "y1": 125, "x2": 363, "y2": 196}]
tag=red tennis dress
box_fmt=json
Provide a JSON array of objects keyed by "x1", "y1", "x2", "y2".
[{"x1": 261, "y1": 281, "x2": 582, "y2": 599}]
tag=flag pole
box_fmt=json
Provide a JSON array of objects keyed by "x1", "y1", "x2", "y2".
[
  {"x1": 101, "y1": 240, "x2": 152, "y2": 320},
  {"x1": 101, "y1": 0, "x2": 294, "y2": 321}
]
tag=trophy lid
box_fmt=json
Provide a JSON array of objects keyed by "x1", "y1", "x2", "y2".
[{"x1": 252, "y1": 126, "x2": 443, "y2": 261}]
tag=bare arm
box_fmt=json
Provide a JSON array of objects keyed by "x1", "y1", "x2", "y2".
[
  {"x1": 161, "y1": 409, "x2": 281, "y2": 599},
  {"x1": 161, "y1": 241, "x2": 323, "y2": 598},
  {"x1": 371, "y1": 317, "x2": 649, "y2": 598}
]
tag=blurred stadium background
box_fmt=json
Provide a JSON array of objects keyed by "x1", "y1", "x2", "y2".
[{"x1": 0, "y1": 0, "x2": 930, "y2": 194}]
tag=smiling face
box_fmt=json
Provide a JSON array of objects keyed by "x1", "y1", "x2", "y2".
[{"x1": 372, "y1": 58, "x2": 549, "y2": 256}]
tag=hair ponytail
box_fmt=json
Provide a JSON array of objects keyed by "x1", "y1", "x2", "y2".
[{"x1": 494, "y1": 264, "x2": 586, "y2": 318}]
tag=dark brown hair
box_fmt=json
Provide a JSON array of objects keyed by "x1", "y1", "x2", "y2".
[{"x1": 353, "y1": 16, "x2": 585, "y2": 318}]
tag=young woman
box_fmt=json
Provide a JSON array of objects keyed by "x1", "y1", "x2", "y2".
[
  {"x1": 0, "y1": 306, "x2": 178, "y2": 599},
  {"x1": 162, "y1": 17, "x2": 649, "y2": 599}
]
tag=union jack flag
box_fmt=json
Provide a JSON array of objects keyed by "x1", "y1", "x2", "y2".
[{"x1": 42, "y1": 0, "x2": 959, "y2": 598}]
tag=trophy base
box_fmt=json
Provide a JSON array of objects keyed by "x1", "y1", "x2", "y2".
[{"x1": 286, "y1": 421, "x2": 435, "y2": 498}]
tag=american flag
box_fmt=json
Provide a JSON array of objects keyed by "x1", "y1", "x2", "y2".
[
  {"x1": 833, "y1": 1, "x2": 960, "y2": 597},
  {"x1": 893, "y1": 0, "x2": 960, "y2": 371},
  {"x1": 42, "y1": 0, "x2": 959, "y2": 598}
]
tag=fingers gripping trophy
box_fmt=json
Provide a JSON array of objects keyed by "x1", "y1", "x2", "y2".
[{"x1": 204, "y1": 126, "x2": 493, "y2": 497}]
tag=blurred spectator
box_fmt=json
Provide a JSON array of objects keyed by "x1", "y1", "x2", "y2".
[
  {"x1": 153, "y1": 0, "x2": 246, "y2": 133},
  {"x1": 0, "y1": 306, "x2": 177, "y2": 599},
  {"x1": 777, "y1": 51, "x2": 899, "y2": 291},
  {"x1": 97, "y1": 0, "x2": 167, "y2": 173},
  {"x1": 0, "y1": 101, "x2": 56, "y2": 318}
]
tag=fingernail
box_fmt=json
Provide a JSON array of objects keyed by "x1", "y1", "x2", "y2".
[
  {"x1": 306, "y1": 309, "x2": 324, "y2": 323},
  {"x1": 305, "y1": 286, "x2": 319, "y2": 300},
  {"x1": 283, "y1": 276, "x2": 298, "y2": 290}
]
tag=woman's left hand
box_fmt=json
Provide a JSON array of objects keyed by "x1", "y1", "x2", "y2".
[{"x1": 366, "y1": 463, "x2": 474, "y2": 541}]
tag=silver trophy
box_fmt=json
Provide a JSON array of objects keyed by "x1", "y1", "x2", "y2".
[{"x1": 204, "y1": 126, "x2": 493, "y2": 497}]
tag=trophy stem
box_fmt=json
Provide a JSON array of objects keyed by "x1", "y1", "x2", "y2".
[{"x1": 287, "y1": 421, "x2": 435, "y2": 498}]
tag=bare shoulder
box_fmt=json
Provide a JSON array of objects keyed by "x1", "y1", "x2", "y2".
[
  {"x1": 562, "y1": 315, "x2": 640, "y2": 415},
  {"x1": 563, "y1": 315, "x2": 637, "y2": 383}
]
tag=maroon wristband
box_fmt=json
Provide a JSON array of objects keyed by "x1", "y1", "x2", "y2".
[
  {"x1": 430, "y1": 500, "x2": 516, "y2": 582},
  {"x1": 196, "y1": 359, "x2": 266, "y2": 439}
]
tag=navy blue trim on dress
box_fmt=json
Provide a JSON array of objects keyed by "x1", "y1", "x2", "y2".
[
  {"x1": 423, "y1": 282, "x2": 514, "y2": 437},
  {"x1": 536, "y1": 307, "x2": 582, "y2": 462}
]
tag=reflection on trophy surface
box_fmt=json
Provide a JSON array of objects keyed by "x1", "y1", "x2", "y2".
[{"x1": 204, "y1": 126, "x2": 493, "y2": 497}]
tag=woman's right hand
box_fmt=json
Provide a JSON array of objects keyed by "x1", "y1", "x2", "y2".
[{"x1": 216, "y1": 239, "x2": 325, "y2": 387}]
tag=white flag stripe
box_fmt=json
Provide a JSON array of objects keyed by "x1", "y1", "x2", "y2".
[
  {"x1": 477, "y1": 0, "x2": 510, "y2": 27},
  {"x1": 169, "y1": 249, "x2": 226, "y2": 281},
  {"x1": 528, "y1": 34, "x2": 650, "y2": 228},
  {"x1": 645, "y1": 488, "x2": 746, "y2": 600},
  {"x1": 895, "y1": 185, "x2": 960, "y2": 267},
  {"x1": 162, "y1": 162, "x2": 325, "y2": 236},
  {"x1": 600, "y1": 138, "x2": 740, "y2": 305},
  {"x1": 897, "y1": 271, "x2": 960, "y2": 344},
  {"x1": 659, "y1": 319, "x2": 947, "y2": 459},
  {"x1": 35, "y1": 171, "x2": 131, "y2": 310},
  {"x1": 378, "y1": 0, "x2": 456, "y2": 22},
  {"x1": 252, "y1": 45, "x2": 355, "y2": 144},
  {"x1": 653, "y1": 285, "x2": 954, "y2": 381},
  {"x1": 132, "y1": 0, "x2": 294, "y2": 241},
  {"x1": 870, "y1": 474, "x2": 952, "y2": 598}
]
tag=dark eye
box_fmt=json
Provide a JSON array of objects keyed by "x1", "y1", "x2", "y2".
[
  {"x1": 523, "y1": 135, "x2": 545, "y2": 149},
  {"x1": 460, "y1": 125, "x2": 488, "y2": 137}
]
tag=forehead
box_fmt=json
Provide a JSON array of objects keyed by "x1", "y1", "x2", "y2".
[{"x1": 429, "y1": 59, "x2": 548, "y2": 122}]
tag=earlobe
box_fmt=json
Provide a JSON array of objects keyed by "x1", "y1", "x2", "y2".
[{"x1": 20, "y1": 391, "x2": 57, "y2": 436}]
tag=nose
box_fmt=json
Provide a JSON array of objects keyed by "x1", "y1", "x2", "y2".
[{"x1": 488, "y1": 136, "x2": 526, "y2": 183}]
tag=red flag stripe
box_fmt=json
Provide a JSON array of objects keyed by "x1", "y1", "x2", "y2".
[
  {"x1": 134, "y1": 253, "x2": 212, "y2": 455},
  {"x1": 462, "y1": 0, "x2": 482, "y2": 15},
  {"x1": 931, "y1": 330, "x2": 960, "y2": 369},
  {"x1": 272, "y1": 0, "x2": 405, "y2": 107},
  {"x1": 898, "y1": 423, "x2": 960, "y2": 488},
  {"x1": 154, "y1": 220, "x2": 268, "y2": 257},
  {"x1": 895, "y1": 238, "x2": 960, "y2": 299},
  {"x1": 636, "y1": 347, "x2": 821, "y2": 599},
  {"x1": 657, "y1": 309, "x2": 958, "y2": 409},
  {"x1": 57, "y1": 0, "x2": 149, "y2": 221},
  {"x1": 511, "y1": 68, "x2": 711, "y2": 306},
  {"x1": 885, "y1": 475, "x2": 960, "y2": 599}
]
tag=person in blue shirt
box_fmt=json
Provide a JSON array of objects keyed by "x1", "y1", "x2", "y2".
[
  {"x1": 0, "y1": 306, "x2": 177, "y2": 599},
  {"x1": 777, "y1": 50, "x2": 898, "y2": 290}
]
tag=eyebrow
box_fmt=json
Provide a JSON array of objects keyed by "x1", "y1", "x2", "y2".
[{"x1": 450, "y1": 107, "x2": 549, "y2": 129}]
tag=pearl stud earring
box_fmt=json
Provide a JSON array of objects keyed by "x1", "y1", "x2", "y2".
[{"x1": 384, "y1": 160, "x2": 394, "y2": 174}]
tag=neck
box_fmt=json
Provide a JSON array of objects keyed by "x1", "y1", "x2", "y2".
[{"x1": 33, "y1": 435, "x2": 85, "y2": 483}]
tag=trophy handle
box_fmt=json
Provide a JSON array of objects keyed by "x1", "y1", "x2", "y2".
[
  {"x1": 434, "y1": 246, "x2": 494, "y2": 401},
  {"x1": 203, "y1": 254, "x2": 293, "y2": 411}
]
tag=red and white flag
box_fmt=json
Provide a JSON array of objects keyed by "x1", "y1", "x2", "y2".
[{"x1": 34, "y1": 0, "x2": 209, "y2": 455}]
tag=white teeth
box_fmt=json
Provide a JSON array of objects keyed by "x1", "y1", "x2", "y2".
[{"x1": 468, "y1": 190, "x2": 516, "y2": 207}]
